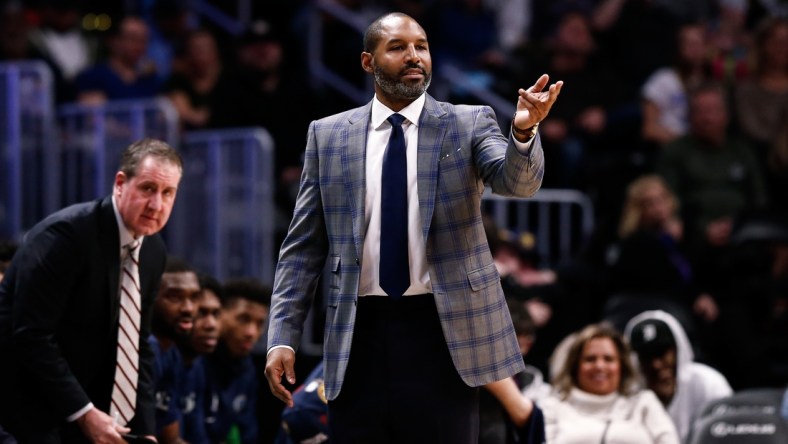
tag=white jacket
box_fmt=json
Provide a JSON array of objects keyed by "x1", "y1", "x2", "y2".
[
  {"x1": 542, "y1": 388, "x2": 680, "y2": 443},
  {"x1": 625, "y1": 310, "x2": 733, "y2": 442}
]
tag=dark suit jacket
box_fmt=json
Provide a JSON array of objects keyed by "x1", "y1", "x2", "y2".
[{"x1": 0, "y1": 196, "x2": 165, "y2": 442}]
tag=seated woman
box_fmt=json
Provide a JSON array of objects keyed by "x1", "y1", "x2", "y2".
[
  {"x1": 605, "y1": 175, "x2": 718, "y2": 333},
  {"x1": 541, "y1": 323, "x2": 679, "y2": 444}
]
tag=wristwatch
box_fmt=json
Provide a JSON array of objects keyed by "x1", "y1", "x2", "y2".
[{"x1": 512, "y1": 113, "x2": 539, "y2": 140}]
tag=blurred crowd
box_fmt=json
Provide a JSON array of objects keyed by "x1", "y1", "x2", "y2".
[{"x1": 1, "y1": 0, "x2": 787, "y2": 443}]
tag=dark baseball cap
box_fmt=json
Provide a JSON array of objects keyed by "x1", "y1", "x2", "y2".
[{"x1": 629, "y1": 318, "x2": 676, "y2": 357}]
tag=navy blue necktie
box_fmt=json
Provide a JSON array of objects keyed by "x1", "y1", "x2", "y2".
[{"x1": 379, "y1": 113, "x2": 409, "y2": 299}]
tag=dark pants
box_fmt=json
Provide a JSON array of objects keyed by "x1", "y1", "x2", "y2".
[{"x1": 328, "y1": 294, "x2": 479, "y2": 444}]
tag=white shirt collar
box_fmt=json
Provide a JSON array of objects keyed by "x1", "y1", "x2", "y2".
[
  {"x1": 111, "y1": 195, "x2": 143, "y2": 252},
  {"x1": 371, "y1": 93, "x2": 426, "y2": 130}
]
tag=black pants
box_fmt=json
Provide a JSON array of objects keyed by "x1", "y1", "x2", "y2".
[{"x1": 328, "y1": 295, "x2": 479, "y2": 444}]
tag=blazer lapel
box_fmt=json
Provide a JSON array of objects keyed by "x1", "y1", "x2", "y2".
[
  {"x1": 342, "y1": 103, "x2": 373, "y2": 260},
  {"x1": 99, "y1": 196, "x2": 122, "y2": 330},
  {"x1": 417, "y1": 96, "x2": 448, "y2": 243}
]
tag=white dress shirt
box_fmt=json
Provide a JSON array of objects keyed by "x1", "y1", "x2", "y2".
[{"x1": 360, "y1": 94, "x2": 432, "y2": 296}]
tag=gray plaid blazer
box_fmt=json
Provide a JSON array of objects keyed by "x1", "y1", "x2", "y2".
[{"x1": 268, "y1": 94, "x2": 544, "y2": 400}]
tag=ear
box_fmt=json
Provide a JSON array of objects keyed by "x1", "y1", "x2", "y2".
[
  {"x1": 361, "y1": 52, "x2": 374, "y2": 73},
  {"x1": 114, "y1": 171, "x2": 127, "y2": 195}
]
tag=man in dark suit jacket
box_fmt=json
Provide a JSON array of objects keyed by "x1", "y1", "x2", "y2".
[
  {"x1": 0, "y1": 138, "x2": 183, "y2": 443},
  {"x1": 265, "y1": 12, "x2": 562, "y2": 443}
]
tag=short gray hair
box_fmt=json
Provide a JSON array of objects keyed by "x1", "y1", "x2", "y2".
[{"x1": 119, "y1": 138, "x2": 182, "y2": 178}]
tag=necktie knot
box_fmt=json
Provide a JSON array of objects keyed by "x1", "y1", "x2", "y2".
[
  {"x1": 387, "y1": 113, "x2": 406, "y2": 128},
  {"x1": 125, "y1": 240, "x2": 140, "y2": 260}
]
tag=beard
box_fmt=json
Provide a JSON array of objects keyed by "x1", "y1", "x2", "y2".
[{"x1": 373, "y1": 62, "x2": 431, "y2": 100}]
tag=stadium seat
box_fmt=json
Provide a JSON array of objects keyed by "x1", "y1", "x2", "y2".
[{"x1": 689, "y1": 411, "x2": 788, "y2": 444}]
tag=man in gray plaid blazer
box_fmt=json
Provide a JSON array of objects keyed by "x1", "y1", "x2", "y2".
[{"x1": 265, "y1": 12, "x2": 562, "y2": 443}]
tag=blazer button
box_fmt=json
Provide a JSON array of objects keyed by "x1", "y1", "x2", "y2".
[{"x1": 355, "y1": 258, "x2": 360, "y2": 265}]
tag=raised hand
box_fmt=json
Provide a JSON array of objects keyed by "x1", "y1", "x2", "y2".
[{"x1": 514, "y1": 74, "x2": 563, "y2": 131}]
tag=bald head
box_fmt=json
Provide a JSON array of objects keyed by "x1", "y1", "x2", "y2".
[{"x1": 363, "y1": 12, "x2": 425, "y2": 54}]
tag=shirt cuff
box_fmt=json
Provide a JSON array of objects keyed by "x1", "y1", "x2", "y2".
[
  {"x1": 67, "y1": 403, "x2": 93, "y2": 422},
  {"x1": 267, "y1": 344, "x2": 295, "y2": 357},
  {"x1": 512, "y1": 133, "x2": 535, "y2": 154}
]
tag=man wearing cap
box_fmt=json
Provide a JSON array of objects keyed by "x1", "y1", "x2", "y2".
[{"x1": 624, "y1": 310, "x2": 732, "y2": 442}]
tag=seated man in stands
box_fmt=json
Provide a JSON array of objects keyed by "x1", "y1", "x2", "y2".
[
  {"x1": 624, "y1": 310, "x2": 732, "y2": 442},
  {"x1": 75, "y1": 16, "x2": 160, "y2": 104}
]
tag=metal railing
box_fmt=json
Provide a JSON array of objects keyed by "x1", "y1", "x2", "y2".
[
  {"x1": 482, "y1": 188, "x2": 595, "y2": 267},
  {"x1": 0, "y1": 61, "x2": 57, "y2": 239},
  {"x1": 168, "y1": 128, "x2": 276, "y2": 284}
]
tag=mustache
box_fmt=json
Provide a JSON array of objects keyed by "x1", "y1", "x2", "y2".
[{"x1": 399, "y1": 63, "x2": 426, "y2": 76}]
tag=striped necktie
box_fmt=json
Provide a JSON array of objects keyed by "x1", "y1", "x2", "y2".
[{"x1": 110, "y1": 239, "x2": 141, "y2": 425}]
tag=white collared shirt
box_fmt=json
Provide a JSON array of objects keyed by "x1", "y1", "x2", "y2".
[
  {"x1": 359, "y1": 94, "x2": 432, "y2": 296},
  {"x1": 111, "y1": 195, "x2": 144, "y2": 256}
]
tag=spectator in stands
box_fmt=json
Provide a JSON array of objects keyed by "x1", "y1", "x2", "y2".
[
  {"x1": 229, "y1": 19, "x2": 320, "y2": 237},
  {"x1": 591, "y1": 0, "x2": 681, "y2": 99},
  {"x1": 27, "y1": 0, "x2": 98, "y2": 103},
  {"x1": 75, "y1": 16, "x2": 160, "y2": 105},
  {"x1": 149, "y1": 257, "x2": 200, "y2": 443},
  {"x1": 203, "y1": 278, "x2": 270, "y2": 444},
  {"x1": 541, "y1": 323, "x2": 680, "y2": 443},
  {"x1": 0, "y1": 1, "x2": 36, "y2": 62},
  {"x1": 164, "y1": 29, "x2": 234, "y2": 130},
  {"x1": 656, "y1": 83, "x2": 768, "y2": 270},
  {"x1": 707, "y1": 0, "x2": 751, "y2": 86},
  {"x1": 530, "y1": 0, "x2": 598, "y2": 44},
  {"x1": 733, "y1": 17, "x2": 788, "y2": 151},
  {"x1": 145, "y1": 0, "x2": 194, "y2": 82},
  {"x1": 641, "y1": 23, "x2": 711, "y2": 147},
  {"x1": 509, "y1": 11, "x2": 619, "y2": 189},
  {"x1": 624, "y1": 310, "x2": 732, "y2": 443},
  {"x1": 425, "y1": 0, "x2": 506, "y2": 96},
  {"x1": 607, "y1": 175, "x2": 719, "y2": 331}
]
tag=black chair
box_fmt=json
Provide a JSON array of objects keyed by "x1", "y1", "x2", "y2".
[{"x1": 689, "y1": 411, "x2": 788, "y2": 444}]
